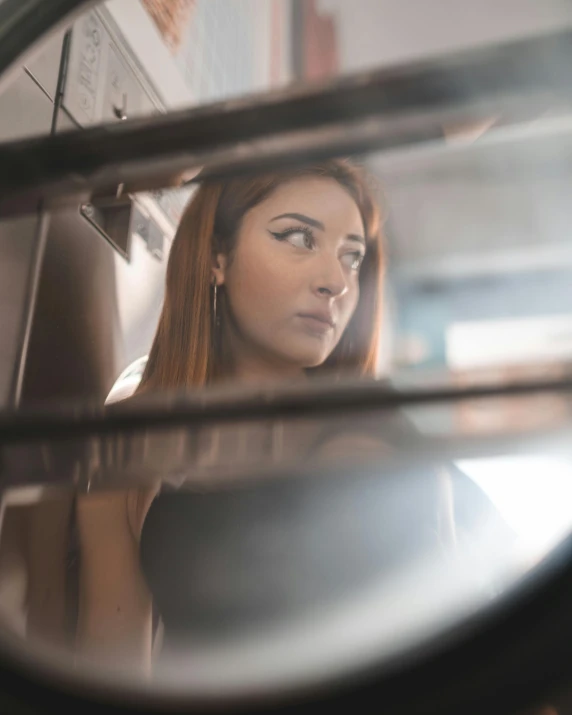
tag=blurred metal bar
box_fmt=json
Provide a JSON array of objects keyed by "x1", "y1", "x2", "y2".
[
  {"x1": 0, "y1": 0, "x2": 96, "y2": 96},
  {"x1": 0, "y1": 374, "x2": 571, "y2": 443},
  {"x1": 1, "y1": 28, "x2": 572, "y2": 217},
  {"x1": 0, "y1": 406, "x2": 569, "y2": 492},
  {"x1": 7, "y1": 211, "x2": 50, "y2": 408},
  {"x1": 8, "y1": 34, "x2": 72, "y2": 409}
]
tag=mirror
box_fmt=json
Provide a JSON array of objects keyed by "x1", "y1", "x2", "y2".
[{"x1": 0, "y1": 0, "x2": 572, "y2": 709}]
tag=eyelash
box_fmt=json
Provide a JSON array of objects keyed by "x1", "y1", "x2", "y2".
[
  {"x1": 269, "y1": 225, "x2": 315, "y2": 250},
  {"x1": 269, "y1": 225, "x2": 365, "y2": 271}
]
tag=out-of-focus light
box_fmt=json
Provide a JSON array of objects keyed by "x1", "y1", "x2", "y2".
[
  {"x1": 456, "y1": 455, "x2": 572, "y2": 561},
  {"x1": 105, "y1": 355, "x2": 148, "y2": 404},
  {"x1": 447, "y1": 316, "x2": 572, "y2": 370}
]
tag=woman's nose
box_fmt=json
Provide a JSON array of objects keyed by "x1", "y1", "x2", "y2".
[{"x1": 312, "y1": 257, "x2": 349, "y2": 299}]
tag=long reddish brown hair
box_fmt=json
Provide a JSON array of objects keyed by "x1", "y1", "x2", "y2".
[{"x1": 138, "y1": 159, "x2": 384, "y2": 393}]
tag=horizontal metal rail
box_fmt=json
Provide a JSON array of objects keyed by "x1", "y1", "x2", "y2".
[
  {"x1": 1, "y1": 28, "x2": 572, "y2": 217},
  {"x1": 0, "y1": 374, "x2": 570, "y2": 443}
]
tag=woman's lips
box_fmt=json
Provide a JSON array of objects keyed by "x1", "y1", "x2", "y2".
[{"x1": 296, "y1": 313, "x2": 335, "y2": 335}]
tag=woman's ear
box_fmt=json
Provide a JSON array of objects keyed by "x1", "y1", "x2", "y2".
[{"x1": 211, "y1": 252, "x2": 228, "y2": 286}]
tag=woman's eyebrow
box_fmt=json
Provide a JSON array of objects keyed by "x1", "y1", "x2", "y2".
[
  {"x1": 270, "y1": 212, "x2": 324, "y2": 230},
  {"x1": 270, "y1": 213, "x2": 366, "y2": 246}
]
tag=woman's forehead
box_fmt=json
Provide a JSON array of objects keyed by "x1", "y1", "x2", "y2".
[{"x1": 251, "y1": 176, "x2": 364, "y2": 233}]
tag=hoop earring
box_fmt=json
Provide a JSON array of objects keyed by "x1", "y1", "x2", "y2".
[{"x1": 212, "y1": 280, "x2": 220, "y2": 331}]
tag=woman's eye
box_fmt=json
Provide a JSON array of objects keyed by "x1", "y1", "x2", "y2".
[
  {"x1": 270, "y1": 227, "x2": 314, "y2": 250},
  {"x1": 288, "y1": 231, "x2": 313, "y2": 250},
  {"x1": 341, "y1": 252, "x2": 365, "y2": 271}
]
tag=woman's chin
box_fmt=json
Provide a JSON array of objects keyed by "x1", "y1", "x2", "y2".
[{"x1": 279, "y1": 345, "x2": 333, "y2": 371}]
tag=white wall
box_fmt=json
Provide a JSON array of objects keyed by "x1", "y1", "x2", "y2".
[{"x1": 320, "y1": 0, "x2": 572, "y2": 73}]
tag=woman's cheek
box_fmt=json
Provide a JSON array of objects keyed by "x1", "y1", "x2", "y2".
[
  {"x1": 227, "y1": 252, "x2": 285, "y2": 327},
  {"x1": 236, "y1": 246, "x2": 298, "y2": 312},
  {"x1": 339, "y1": 285, "x2": 360, "y2": 331}
]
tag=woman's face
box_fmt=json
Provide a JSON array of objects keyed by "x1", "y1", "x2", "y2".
[{"x1": 214, "y1": 177, "x2": 366, "y2": 374}]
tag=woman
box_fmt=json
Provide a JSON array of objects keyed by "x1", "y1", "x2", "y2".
[{"x1": 74, "y1": 158, "x2": 387, "y2": 670}]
